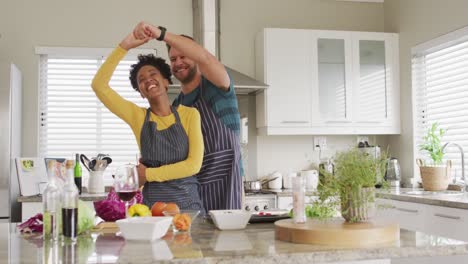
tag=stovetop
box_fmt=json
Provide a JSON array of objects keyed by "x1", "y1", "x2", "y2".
[{"x1": 244, "y1": 190, "x2": 277, "y2": 196}]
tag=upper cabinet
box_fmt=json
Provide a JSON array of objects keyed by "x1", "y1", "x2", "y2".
[{"x1": 255, "y1": 28, "x2": 400, "y2": 135}]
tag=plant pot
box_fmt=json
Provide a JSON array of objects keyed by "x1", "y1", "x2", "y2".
[
  {"x1": 340, "y1": 187, "x2": 376, "y2": 223},
  {"x1": 416, "y1": 159, "x2": 451, "y2": 191}
]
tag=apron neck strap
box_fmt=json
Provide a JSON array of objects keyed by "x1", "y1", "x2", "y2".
[{"x1": 145, "y1": 106, "x2": 181, "y2": 124}]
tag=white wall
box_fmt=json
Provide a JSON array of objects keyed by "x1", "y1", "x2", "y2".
[
  {"x1": 220, "y1": 0, "x2": 388, "y2": 178},
  {"x1": 1, "y1": 0, "x2": 393, "y2": 180},
  {"x1": 0, "y1": 0, "x2": 193, "y2": 156},
  {"x1": 384, "y1": 0, "x2": 468, "y2": 183}
]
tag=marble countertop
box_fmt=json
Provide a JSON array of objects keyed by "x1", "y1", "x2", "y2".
[
  {"x1": 17, "y1": 191, "x2": 107, "y2": 202},
  {"x1": 265, "y1": 189, "x2": 318, "y2": 197},
  {"x1": 4, "y1": 219, "x2": 468, "y2": 264},
  {"x1": 269, "y1": 187, "x2": 468, "y2": 210},
  {"x1": 376, "y1": 187, "x2": 468, "y2": 210}
]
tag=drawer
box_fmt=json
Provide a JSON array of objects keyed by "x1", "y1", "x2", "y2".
[
  {"x1": 426, "y1": 205, "x2": 468, "y2": 241},
  {"x1": 376, "y1": 199, "x2": 427, "y2": 232}
]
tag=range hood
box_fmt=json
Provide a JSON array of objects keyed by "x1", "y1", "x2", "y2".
[
  {"x1": 167, "y1": 0, "x2": 267, "y2": 95},
  {"x1": 168, "y1": 66, "x2": 268, "y2": 95}
]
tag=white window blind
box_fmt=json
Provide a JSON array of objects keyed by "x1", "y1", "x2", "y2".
[
  {"x1": 412, "y1": 28, "x2": 468, "y2": 181},
  {"x1": 38, "y1": 48, "x2": 151, "y2": 185}
]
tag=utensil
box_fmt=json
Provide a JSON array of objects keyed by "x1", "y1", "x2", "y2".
[
  {"x1": 89, "y1": 159, "x2": 97, "y2": 171},
  {"x1": 95, "y1": 160, "x2": 108, "y2": 171},
  {"x1": 243, "y1": 177, "x2": 278, "y2": 192},
  {"x1": 80, "y1": 154, "x2": 91, "y2": 172},
  {"x1": 102, "y1": 156, "x2": 112, "y2": 165}
]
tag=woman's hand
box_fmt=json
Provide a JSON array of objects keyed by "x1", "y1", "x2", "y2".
[
  {"x1": 136, "y1": 163, "x2": 147, "y2": 187},
  {"x1": 133, "y1": 21, "x2": 160, "y2": 40},
  {"x1": 119, "y1": 32, "x2": 151, "y2": 51}
]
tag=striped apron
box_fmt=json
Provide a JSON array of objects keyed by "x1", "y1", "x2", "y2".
[
  {"x1": 192, "y1": 80, "x2": 242, "y2": 213},
  {"x1": 140, "y1": 106, "x2": 204, "y2": 212}
]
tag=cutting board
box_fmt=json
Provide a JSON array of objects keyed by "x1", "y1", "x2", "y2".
[
  {"x1": 92, "y1": 222, "x2": 120, "y2": 234},
  {"x1": 275, "y1": 218, "x2": 399, "y2": 246}
]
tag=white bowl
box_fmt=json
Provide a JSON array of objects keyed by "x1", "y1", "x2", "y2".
[
  {"x1": 209, "y1": 210, "x2": 251, "y2": 230},
  {"x1": 116, "y1": 216, "x2": 173, "y2": 241}
]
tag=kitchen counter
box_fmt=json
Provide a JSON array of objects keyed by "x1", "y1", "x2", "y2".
[
  {"x1": 265, "y1": 189, "x2": 318, "y2": 197},
  {"x1": 377, "y1": 188, "x2": 468, "y2": 210},
  {"x1": 4, "y1": 219, "x2": 468, "y2": 263},
  {"x1": 269, "y1": 187, "x2": 468, "y2": 210},
  {"x1": 17, "y1": 191, "x2": 108, "y2": 203}
]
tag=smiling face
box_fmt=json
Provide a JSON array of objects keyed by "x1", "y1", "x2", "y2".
[
  {"x1": 136, "y1": 65, "x2": 169, "y2": 100},
  {"x1": 169, "y1": 47, "x2": 198, "y2": 84}
]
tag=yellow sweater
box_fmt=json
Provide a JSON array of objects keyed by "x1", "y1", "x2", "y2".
[{"x1": 91, "y1": 46, "x2": 203, "y2": 182}]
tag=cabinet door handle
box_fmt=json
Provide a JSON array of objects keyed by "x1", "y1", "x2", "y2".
[
  {"x1": 281, "y1": 121, "x2": 309, "y2": 124},
  {"x1": 434, "y1": 213, "x2": 461, "y2": 220},
  {"x1": 396, "y1": 208, "x2": 418, "y2": 213}
]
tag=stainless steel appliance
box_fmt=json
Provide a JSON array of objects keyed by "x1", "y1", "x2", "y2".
[
  {"x1": 385, "y1": 158, "x2": 401, "y2": 187},
  {"x1": 244, "y1": 191, "x2": 277, "y2": 212},
  {"x1": 0, "y1": 62, "x2": 22, "y2": 222}
]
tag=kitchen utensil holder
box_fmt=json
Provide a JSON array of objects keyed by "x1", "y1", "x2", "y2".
[{"x1": 88, "y1": 171, "x2": 105, "y2": 193}]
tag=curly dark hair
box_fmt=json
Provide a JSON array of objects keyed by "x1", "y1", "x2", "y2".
[{"x1": 129, "y1": 54, "x2": 173, "y2": 92}]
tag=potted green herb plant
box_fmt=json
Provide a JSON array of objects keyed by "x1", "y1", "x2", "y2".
[
  {"x1": 417, "y1": 122, "x2": 451, "y2": 191},
  {"x1": 317, "y1": 148, "x2": 388, "y2": 223}
]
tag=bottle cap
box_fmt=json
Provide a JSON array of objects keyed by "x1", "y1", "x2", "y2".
[
  {"x1": 47, "y1": 160, "x2": 56, "y2": 170},
  {"x1": 65, "y1": 160, "x2": 74, "y2": 169}
]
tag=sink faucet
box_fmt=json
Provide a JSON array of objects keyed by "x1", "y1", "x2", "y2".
[{"x1": 442, "y1": 142, "x2": 465, "y2": 184}]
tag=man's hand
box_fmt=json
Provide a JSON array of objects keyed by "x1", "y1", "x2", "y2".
[
  {"x1": 136, "y1": 163, "x2": 147, "y2": 187},
  {"x1": 119, "y1": 32, "x2": 151, "y2": 51}
]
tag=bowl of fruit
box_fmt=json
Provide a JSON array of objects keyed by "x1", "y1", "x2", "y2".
[{"x1": 163, "y1": 210, "x2": 200, "y2": 233}]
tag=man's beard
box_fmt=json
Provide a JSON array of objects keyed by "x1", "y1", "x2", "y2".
[{"x1": 176, "y1": 65, "x2": 198, "y2": 85}]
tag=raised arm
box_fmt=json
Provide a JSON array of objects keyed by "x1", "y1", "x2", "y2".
[
  {"x1": 91, "y1": 33, "x2": 151, "y2": 123},
  {"x1": 133, "y1": 21, "x2": 230, "y2": 91}
]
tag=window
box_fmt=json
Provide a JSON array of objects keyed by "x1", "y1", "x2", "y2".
[
  {"x1": 37, "y1": 47, "x2": 154, "y2": 185},
  {"x1": 412, "y1": 26, "x2": 468, "y2": 180}
]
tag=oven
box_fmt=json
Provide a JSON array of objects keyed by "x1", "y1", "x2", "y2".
[{"x1": 243, "y1": 191, "x2": 277, "y2": 212}]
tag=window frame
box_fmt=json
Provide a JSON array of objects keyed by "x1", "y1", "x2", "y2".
[
  {"x1": 411, "y1": 25, "x2": 468, "y2": 179},
  {"x1": 36, "y1": 46, "x2": 155, "y2": 186}
]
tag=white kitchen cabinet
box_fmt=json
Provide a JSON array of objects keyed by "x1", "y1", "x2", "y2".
[
  {"x1": 277, "y1": 195, "x2": 317, "y2": 211},
  {"x1": 255, "y1": 28, "x2": 314, "y2": 133},
  {"x1": 376, "y1": 198, "x2": 427, "y2": 232},
  {"x1": 425, "y1": 203, "x2": 468, "y2": 241},
  {"x1": 376, "y1": 198, "x2": 468, "y2": 242},
  {"x1": 255, "y1": 28, "x2": 400, "y2": 135}
]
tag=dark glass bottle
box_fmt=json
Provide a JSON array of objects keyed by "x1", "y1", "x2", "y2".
[{"x1": 62, "y1": 160, "x2": 79, "y2": 241}]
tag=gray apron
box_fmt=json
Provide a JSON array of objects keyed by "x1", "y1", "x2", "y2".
[
  {"x1": 192, "y1": 79, "x2": 242, "y2": 213},
  {"x1": 140, "y1": 106, "x2": 204, "y2": 212}
]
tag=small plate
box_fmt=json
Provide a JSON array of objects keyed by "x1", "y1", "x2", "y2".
[{"x1": 249, "y1": 214, "x2": 290, "y2": 223}]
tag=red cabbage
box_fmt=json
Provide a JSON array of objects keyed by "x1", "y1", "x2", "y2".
[
  {"x1": 17, "y1": 213, "x2": 43, "y2": 233},
  {"x1": 94, "y1": 188, "x2": 143, "y2": 222}
]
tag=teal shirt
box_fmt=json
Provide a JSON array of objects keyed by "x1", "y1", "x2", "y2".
[
  {"x1": 173, "y1": 76, "x2": 240, "y2": 133},
  {"x1": 172, "y1": 75, "x2": 244, "y2": 176}
]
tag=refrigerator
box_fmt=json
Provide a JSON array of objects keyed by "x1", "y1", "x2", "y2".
[{"x1": 0, "y1": 62, "x2": 22, "y2": 223}]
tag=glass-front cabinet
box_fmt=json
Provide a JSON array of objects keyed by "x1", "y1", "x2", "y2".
[
  {"x1": 313, "y1": 31, "x2": 353, "y2": 125},
  {"x1": 256, "y1": 28, "x2": 399, "y2": 135}
]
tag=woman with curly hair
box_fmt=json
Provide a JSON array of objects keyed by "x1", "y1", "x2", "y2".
[{"x1": 91, "y1": 28, "x2": 204, "y2": 212}]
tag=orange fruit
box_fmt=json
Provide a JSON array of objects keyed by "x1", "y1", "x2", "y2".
[
  {"x1": 173, "y1": 213, "x2": 192, "y2": 231},
  {"x1": 151, "y1": 201, "x2": 167, "y2": 216},
  {"x1": 164, "y1": 202, "x2": 180, "y2": 214}
]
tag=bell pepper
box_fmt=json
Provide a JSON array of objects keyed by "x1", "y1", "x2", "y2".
[{"x1": 128, "y1": 204, "x2": 151, "y2": 217}]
